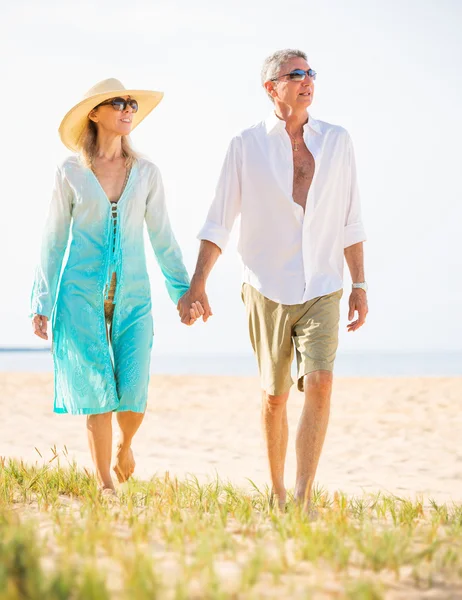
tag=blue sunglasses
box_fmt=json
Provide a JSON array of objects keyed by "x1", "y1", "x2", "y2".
[{"x1": 271, "y1": 68, "x2": 317, "y2": 82}]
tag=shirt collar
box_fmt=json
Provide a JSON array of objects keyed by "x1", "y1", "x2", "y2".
[{"x1": 265, "y1": 112, "x2": 321, "y2": 136}]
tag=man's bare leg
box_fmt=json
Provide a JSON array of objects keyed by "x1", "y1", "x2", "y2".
[
  {"x1": 261, "y1": 390, "x2": 290, "y2": 509},
  {"x1": 113, "y1": 411, "x2": 145, "y2": 483},
  {"x1": 294, "y1": 370, "x2": 333, "y2": 512},
  {"x1": 86, "y1": 412, "x2": 114, "y2": 491}
]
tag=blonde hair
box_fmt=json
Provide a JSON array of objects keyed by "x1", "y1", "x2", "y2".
[{"x1": 77, "y1": 118, "x2": 138, "y2": 169}]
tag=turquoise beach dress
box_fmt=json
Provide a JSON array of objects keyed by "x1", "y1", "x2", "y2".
[{"x1": 30, "y1": 156, "x2": 190, "y2": 415}]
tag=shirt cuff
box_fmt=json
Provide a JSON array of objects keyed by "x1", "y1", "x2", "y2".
[
  {"x1": 30, "y1": 304, "x2": 51, "y2": 320},
  {"x1": 344, "y1": 222, "x2": 367, "y2": 248},
  {"x1": 30, "y1": 293, "x2": 52, "y2": 320},
  {"x1": 197, "y1": 221, "x2": 230, "y2": 252},
  {"x1": 167, "y1": 282, "x2": 191, "y2": 305}
]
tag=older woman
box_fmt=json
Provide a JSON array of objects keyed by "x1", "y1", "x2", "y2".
[{"x1": 31, "y1": 78, "x2": 203, "y2": 494}]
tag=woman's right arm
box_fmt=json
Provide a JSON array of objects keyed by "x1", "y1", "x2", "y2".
[{"x1": 31, "y1": 166, "x2": 73, "y2": 337}]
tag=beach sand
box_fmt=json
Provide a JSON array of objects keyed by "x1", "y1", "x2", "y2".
[{"x1": 0, "y1": 373, "x2": 460, "y2": 503}]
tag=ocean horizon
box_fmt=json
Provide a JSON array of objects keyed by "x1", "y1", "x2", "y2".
[{"x1": 0, "y1": 348, "x2": 461, "y2": 377}]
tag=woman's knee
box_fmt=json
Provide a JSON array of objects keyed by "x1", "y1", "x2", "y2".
[{"x1": 87, "y1": 412, "x2": 112, "y2": 426}]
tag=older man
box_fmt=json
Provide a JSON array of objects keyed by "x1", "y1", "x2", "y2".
[{"x1": 178, "y1": 49, "x2": 368, "y2": 511}]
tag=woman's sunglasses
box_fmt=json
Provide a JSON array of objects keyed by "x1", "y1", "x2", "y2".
[
  {"x1": 95, "y1": 97, "x2": 139, "y2": 113},
  {"x1": 271, "y1": 68, "x2": 317, "y2": 82}
]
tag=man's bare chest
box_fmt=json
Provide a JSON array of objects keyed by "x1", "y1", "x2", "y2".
[
  {"x1": 292, "y1": 144, "x2": 315, "y2": 210},
  {"x1": 293, "y1": 145, "x2": 315, "y2": 182}
]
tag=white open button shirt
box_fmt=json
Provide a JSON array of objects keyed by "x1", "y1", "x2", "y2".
[{"x1": 198, "y1": 113, "x2": 367, "y2": 305}]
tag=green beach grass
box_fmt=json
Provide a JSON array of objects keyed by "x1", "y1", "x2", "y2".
[{"x1": 0, "y1": 450, "x2": 461, "y2": 599}]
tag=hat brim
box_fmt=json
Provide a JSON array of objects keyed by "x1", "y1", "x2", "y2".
[{"x1": 58, "y1": 89, "x2": 164, "y2": 152}]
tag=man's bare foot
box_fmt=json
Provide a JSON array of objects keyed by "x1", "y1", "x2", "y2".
[
  {"x1": 301, "y1": 503, "x2": 319, "y2": 521},
  {"x1": 270, "y1": 489, "x2": 287, "y2": 512},
  {"x1": 293, "y1": 495, "x2": 319, "y2": 520},
  {"x1": 113, "y1": 444, "x2": 135, "y2": 483}
]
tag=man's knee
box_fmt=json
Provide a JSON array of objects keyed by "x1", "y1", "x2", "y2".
[
  {"x1": 263, "y1": 391, "x2": 289, "y2": 409},
  {"x1": 304, "y1": 370, "x2": 333, "y2": 397}
]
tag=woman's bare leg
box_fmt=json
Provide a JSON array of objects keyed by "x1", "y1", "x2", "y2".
[
  {"x1": 86, "y1": 412, "x2": 114, "y2": 491},
  {"x1": 113, "y1": 411, "x2": 145, "y2": 482}
]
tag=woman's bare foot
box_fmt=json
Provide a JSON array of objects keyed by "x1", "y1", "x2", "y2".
[
  {"x1": 99, "y1": 487, "x2": 120, "y2": 504},
  {"x1": 113, "y1": 444, "x2": 135, "y2": 483},
  {"x1": 100, "y1": 486, "x2": 117, "y2": 496}
]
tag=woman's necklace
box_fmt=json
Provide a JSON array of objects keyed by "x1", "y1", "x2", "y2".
[{"x1": 118, "y1": 166, "x2": 130, "y2": 202}]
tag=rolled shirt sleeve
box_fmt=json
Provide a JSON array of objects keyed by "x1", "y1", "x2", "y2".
[
  {"x1": 197, "y1": 136, "x2": 242, "y2": 251},
  {"x1": 145, "y1": 164, "x2": 190, "y2": 304},
  {"x1": 344, "y1": 134, "x2": 367, "y2": 248},
  {"x1": 30, "y1": 166, "x2": 73, "y2": 319}
]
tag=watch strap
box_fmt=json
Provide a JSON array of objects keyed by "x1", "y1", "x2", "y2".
[{"x1": 352, "y1": 282, "x2": 368, "y2": 292}]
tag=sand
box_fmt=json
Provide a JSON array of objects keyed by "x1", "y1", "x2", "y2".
[{"x1": 0, "y1": 373, "x2": 461, "y2": 503}]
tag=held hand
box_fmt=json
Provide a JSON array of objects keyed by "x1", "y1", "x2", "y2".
[
  {"x1": 177, "y1": 287, "x2": 213, "y2": 325},
  {"x1": 188, "y1": 301, "x2": 205, "y2": 326},
  {"x1": 347, "y1": 289, "x2": 368, "y2": 332},
  {"x1": 32, "y1": 314, "x2": 49, "y2": 340}
]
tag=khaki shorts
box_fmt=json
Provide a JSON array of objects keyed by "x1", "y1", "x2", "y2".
[{"x1": 241, "y1": 284, "x2": 343, "y2": 395}]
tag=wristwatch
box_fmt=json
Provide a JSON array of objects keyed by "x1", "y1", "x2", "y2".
[{"x1": 352, "y1": 282, "x2": 368, "y2": 292}]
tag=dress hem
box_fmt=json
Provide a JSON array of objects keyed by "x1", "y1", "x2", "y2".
[{"x1": 53, "y1": 403, "x2": 146, "y2": 415}]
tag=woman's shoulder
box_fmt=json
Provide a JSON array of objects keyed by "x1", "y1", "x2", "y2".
[
  {"x1": 135, "y1": 156, "x2": 161, "y2": 178},
  {"x1": 58, "y1": 155, "x2": 87, "y2": 178},
  {"x1": 136, "y1": 156, "x2": 166, "y2": 181}
]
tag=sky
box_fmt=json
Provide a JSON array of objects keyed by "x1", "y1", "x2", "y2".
[{"x1": 1, "y1": 0, "x2": 461, "y2": 355}]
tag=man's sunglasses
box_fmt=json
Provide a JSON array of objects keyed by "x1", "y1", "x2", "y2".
[
  {"x1": 95, "y1": 97, "x2": 139, "y2": 112},
  {"x1": 271, "y1": 68, "x2": 317, "y2": 82}
]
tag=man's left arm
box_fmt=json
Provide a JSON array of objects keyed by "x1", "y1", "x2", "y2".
[
  {"x1": 344, "y1": 242, "x2": 368, "y2": 332},
  {"x1": 344, "y1": 133, "x2": 368, "y2": 333}
]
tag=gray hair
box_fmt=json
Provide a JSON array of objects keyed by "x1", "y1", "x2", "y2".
[{"x1": 261, "y1": 49, "x2": 308, "y2": 102}]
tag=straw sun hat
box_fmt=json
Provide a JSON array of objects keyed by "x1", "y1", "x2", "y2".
[{"x1": 58, "y1": 78, "x2": 164, "y2": 152}]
